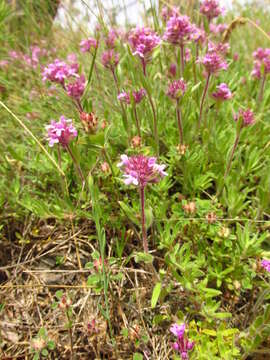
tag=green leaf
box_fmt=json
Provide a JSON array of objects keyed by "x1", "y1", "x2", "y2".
[
  {"x1": 55, "y1": 290, "x2": 63, "y2": 300},
  {"x1": 47, "y1": 340, "x2": 55, "y2": 350},
  {"x1": 133, "y1": 353, "x2": 143, "y2": 360},
  {"x1": 220, "y1": 328, "x2": 239, "y2": 337},
  {"x1": 41, "y1": 348, "x2": 48, "y2": 356},
  {"x1": 202, "y1": 329, "x2": 217, "y2": 336},
  {"x1": 151, "y1": 282, "x2": 162, "y2": 308},
  {"x1": 118, "y1": 201, "x2": 140, "y2": 227},
  {"x1": 134, "y1": 251, "x2": 153, "y2": 264}
]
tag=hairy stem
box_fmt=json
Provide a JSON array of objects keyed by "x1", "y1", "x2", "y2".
[
  {"x1": 224, "y1": 131, "x2": 241, "y2": 179},
  {"x1": 180, "y1": 44, "x2": 185, "y2": 77},
  {"x1": 176, "y1": 100, "x2": 184, "y2": 144},
  {"x1": 134, "y1": 106, "x2": 141, "y2": 137},
  {"x1": 198, "y1": 72, "x2": 211, "y2": 128},
  {"x1": 66, "y1": 144, "x2": 85, "y2": 185},
  {"x1": 147, "y1": 93, "x2": 159, "y2": 157},
  {"x1": 140, "y1": 186, "x2": 148, "y2": 253},
  {"x1": 258, "y1": 70, "x2": 266, "y2": 103}
]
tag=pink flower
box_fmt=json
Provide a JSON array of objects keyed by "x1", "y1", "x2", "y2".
[
  {"x1": 66, "y1": 75, "x2": 86, "y2": 99},
  {"x1": 80, "y1": 38, "x2": 97, "y2": 53},
  {"x1": 101, "y1": 49, "x2": 120, "y2": 69},
  {"x1": 9, "y1": 50, "x2": 20, "y2": 59},
  {"x1": 128, "y1": 27, "x2": 160, "y2": 61},
  {"x1": 117, "y1": 154, "x2": 167, "y2": 187},
  {"x1": 253, "y1": 47, "x2": 270, "y2": 61},
  {"x1": 67, "y1": 53, "x2": 78, "y2": 63},
  {"x1": 167, "y1": 79, "x2": 187, "y2": 100},
  {"x1": 46, "y1": 116, "x2": 77, "y2": 147},
  {"x1": 170, "y1": 323, "x2": 185, "y2": 338},
  {"x1": 234, "y1": 109, "x2": 255, "y2": 127},
  {"x1": 251, "y1": 48, "x2": 270, "y2": 78},
  {"x1": 163, "y1": 15, "x2": 193, "y2": 46},
  {"x1": 105, "y1": 29, "x2": 118, "y2": 48},
  {"x1": 170, "y1": 323, "x2": 194, "y2": 359},
  {"x1": 208, "y1": 41, "x2": 230, "y2": 55},
  {"x1": 0, "y1": 60, "x2": 9, "y2": 68},
  {"x1": 42, "y1": 59, "x2": 79, "y2": 85},
  {"x1": 209, "y1": 23, "x2": 228, "y2": 34},
  {"x1": 118, "y1": 89, "x2": 146, "y2": 104},
  {"x1": 261, "y1": 259, "x2": 270, "y2": 272},
  {"x1": 212, "y1": 83, "x2": 232, "y2": 101},
  {"x1": 200, "y1": 0, "x2": 224, "y2": 21},
  {"x1": 161, "y1": 6, "x2": 179, "y2": 21},
  {"x1": 233, "y1": 53, "x2": 239, "y2": 61},
  {"x1": 191, "y1": 26, "x2": 206, "y2": 44},
  {"x1": 200, "y1": 51, "x2": 228, "y2": 74}
]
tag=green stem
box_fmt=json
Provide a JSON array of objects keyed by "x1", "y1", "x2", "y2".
[
  {"x1": 198, "y1": 72, "x2": 211, "y2": 128},
  {"x1": 224, "y1": 131, "x2": 241, "y2": 179},
  {"x1": 176, "y1": 100, "x2": 184, "y2": 145},
  {"x1": 147, "y1": 93, "x2": 159, "y2": 157},
  {"x1": 134, "y1": 106, "x2": 141, "y2": 138},
  {"x1": 66, "y1": 144, "x2": 85, "y2": 185},
  {"x1": 140, "y1": 186, "x2": 148, "y2": 253}
]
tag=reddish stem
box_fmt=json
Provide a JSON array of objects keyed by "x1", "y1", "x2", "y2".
[
  {"x1": 198, "y1": 72, "x2": 211, "y2": 128},
  {"x1": 180, "y1": 44, "x2": 185, "y2": 77},
  {"x1": 258, "y1": 70, "x2": 266, "y2": 103},
  {"x1": 134, "y1": 106, "x2": 141, "y2": 137}
]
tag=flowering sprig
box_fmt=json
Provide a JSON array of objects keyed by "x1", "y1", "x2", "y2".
[
  {"x1": 170, "y1": 323, "x2": 195, "y2": 359},
  {"x1": 251, "y1": 47, "x2": 270, "y2": 102},
  {"x1": 128, "y1": 27, "x2": 160, "y2": 76},
  {"x1": 118, "y1": 154, "x2": 167, "y2": 252},
  {"x1": 212, "y1": 83, "x2": 232, "y2": 102},
  {"x1": 223, "y1": 109, "x2": 255, "y2": 181},
  {"x1": 200, "y1": 0, "x2": 224, "y2": 22},
  {"x1": 42, "y1": 59, "x2": 79, "y2": 85},
  {"x1": 80, "y1": 37, "x2": 97, "y2": 53},
  {"x1": 198, "y1": 51, "x2": 228, "y2": 127}
]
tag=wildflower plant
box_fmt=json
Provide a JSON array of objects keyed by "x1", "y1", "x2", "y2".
[
  {"x1": 118, "y1": 154, "x2": 167, "y2": 252},
  {"x1": 170, "y1": 323, "x2": 194, "y2": 359}
]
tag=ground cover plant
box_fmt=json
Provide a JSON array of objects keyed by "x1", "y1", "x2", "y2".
[{"x1": 0, "y1": 0, "x2": 270, "y2": 358}]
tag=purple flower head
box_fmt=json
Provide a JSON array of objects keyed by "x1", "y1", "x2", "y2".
[
  {"x1": 66, "y1": 75, "x2": 86, "y2": 100},
  {"x1": 67, "y1": 53, "x2": 78, "y2": 63},
  {"x1": 200, "y1": 51, "x2": 228, "y2": 74},
  {"x1": 191, "y1": 26, "x2": 206, "y2": 44},
  {"x1": 210, "y1": 23, "x2": 228, "y2": 34},
  {"x1": 80, "y1": 38, "x2": 97, "y2": 53},
  {"x1": 261, "y1": 259, "x2": 270, "y2": 272},
  {"x1": 234, "y1": 109, "x2": 255, "y2": 127},
  {"x1": 101, "y1": 49, "x2": 120, "y2": 69},
  {"x1": 212, "y1": 83, "x2": 232, "y2": 101},
  {"x1": 105, "y1": 29, "x2": 119, "y2": 48},
  {"x1": 46, "y1": 116, "x2": 77, "y2": 147},
  {"x1": 167, "y1": 79, "x2": 187, "y2": 100},
  {"x1": 161, "y1": 6, "x2": 179, "y2": 21},
  {"x1": 163, "y1": 15, "x2": 193, "y2": 45},
  {"x1": 42, "y1": 59, "x2": 79, "y2": 85},
  {"x1": 170, "y1": 323, "x2": 185, "y2": 339},
  {"x1": 117, "y1": 154, "x2": 167, "y2": 188},
  {"x1": 9, "y1": 50, "x2": 20, "y2": 59},
  {"x1": 200, "y1": 0, "x2": 224, "y2": 21},
  {"x1": 208, "y1": 41, "x2": 230, "y2": 55},
  {"x1": 253, "y1": 47, "x2": 270, "y2": 61},
  {"x1": 129, "y1": 27, "x2": 160, "y2": 61},
  {"x1": 118, "y1": 88, "x2": 146, "y2": 105},
  {"x1": 170, "y1": 323, "x2": 194, "y2": 359}
]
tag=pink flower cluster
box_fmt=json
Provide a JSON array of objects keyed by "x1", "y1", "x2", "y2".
[
  {"x1": 117, "y1": 89, "x2": 146, "y2": 104},
  {"x1": 66, "y1": 75, "x2": 86, "y2": 100},
  {"x1": 163, "y1": 15, "x2": 194, "y2": 46},
  {"x1": 101, "y1": 49, "x2": 120, "y2": 69},
  {"x1": 117, "y1": 154, "x2": 167, "y2": 187},
  {"x1": 167, "y1": 79, "x2": 187, "y2": 100},
  {"x1": 234, "y1": 109, "x2": 255, "y2": 127},
  {"x1": 200, "y1": 51, "x2": 228, "y2": 74},
  {"x1": 8, "y1": 45, "x2": 49, "y2": 69},
  {"x1": 209, "y1": 23, "x2": 228, "y2": 34},
  {"x1": 46, "y1": 116, "x2": 77, "y2": 147},
  {"x1": 200, "y1": 0, "x2": 224, "y2": 21},
  {"x1": 105, "y1": 29, "x2": 119, "y2": 48},
  {"x1": 42, "y1": 59, "x2": 79, "y2": 85},
  {"x1": 170, "y1": 323, "x2": 194, "y2": 359},
  {"x1": 251, "y1": 47, "x2": 270, "y2": 79},
  {"x1": 208, "y1": 41, "x2": 230, "y2": 55},
  {"x1": 161, "y1": 6, "x2": 178, "y2": 21},
  {"x1": 128, "y1": 27, "x2": 161, "y2": 61},
  {"x1": 212, "y1": 83, "x2": 232, "y2": 101},
  {"x1": 261, "y1": 259, "x2": 270, "y2": 272},
  {"x1": 80, "y1": 38, "x2": 97, "y2": 53},
  {"x1": 191, "y1": 26, "x2": 206, "y2": 44}
]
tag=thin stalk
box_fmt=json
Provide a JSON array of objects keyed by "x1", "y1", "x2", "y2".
[
  {"x1": 66, "y1": 311, "x2": 74, "y2": 360},
  {"x1": 258, "y1": 70, "x2": 266, "y2": 103},
  {"x1": 140, "y1": 186, "x2": 148, "y2": 253},
  {"x1": 102, "y1": 147, "x2": 116, "y2": 177},
  {"x1": 224, "y1": 131, "x2": 241, "y2": 179},
  {"x1": 142, "y1": 59, "x2": 147, "y2": 77},
  {"x1": 198, "y1": 72, "x2": 211, "y2": 128},
  {"x1": 134, "y1": 106, "x2": 141, "y2": 137},
  {"x1": 176, "y1": 100, "x2": 184, "y2": 144},
  {"x1": 66, "y1": 144, "x2": 85, "y2": 185},
  {"x1": 147, "y1": 93, "x2": 159, "y2": 157},
  {"x1": 180, "y1": 44, "x2": 185, "y2": 77}
]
